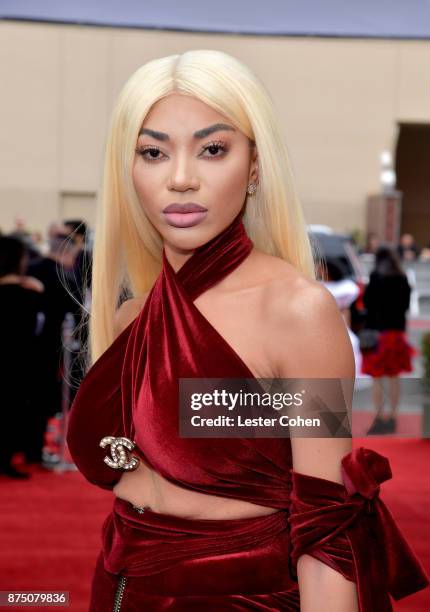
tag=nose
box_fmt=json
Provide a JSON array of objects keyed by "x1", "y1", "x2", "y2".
[{"x1": 167, "y1": 153, "x2": 199, "y2": 192}]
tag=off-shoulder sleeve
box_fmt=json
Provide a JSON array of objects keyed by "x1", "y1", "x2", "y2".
[{"x1": 287, "y1": 447, "x2": 429, "y2": 611}]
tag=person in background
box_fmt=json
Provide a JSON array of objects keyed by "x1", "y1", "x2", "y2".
[
  {"x1": 63, "y1": 219, "x2": 92, "y2": 296},
  {"x1": 361, "y1": 245, "x2": 417, "y2": 434},
  {"x1": 418, "y1": 239, "x2": 430, "y2": 262},
  {"x1": 360, "y1": 231, "x2": 380, "y2": 255},
  {"x1": 318, "y1": 259, "x2": 363, "y2": 385},
  {"x1": 12, "y1": 216, "x2": 31, "y2": 239},
  {"x1": 9, "y1": 230, "x2": 42, "y2": 264},
  {"x1": 26, "y1": 222, "x2": 79, "y2": 460},
  {"x1": 0, "y1": 236, "x2": 45, "y2": 478},
  {"x1": 397, "y1": 233, "x2": 420, "y2": 261}
]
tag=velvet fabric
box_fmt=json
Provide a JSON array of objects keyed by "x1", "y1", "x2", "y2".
[
  {"x1": 88, "y1": 497, "x2": 300, "y2": 610},
  {"x1": 67, "y1": 213, "x2": 293, "y2": 507},
  {"x1": 67, "y1": 213, "x2": 429, "y2": 609},
  {"x1": 288, "y1": 447, "x2": 429, "y2": 611}
]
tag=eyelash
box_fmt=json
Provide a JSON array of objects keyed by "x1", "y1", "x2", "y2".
[{"x1": 135, "y1": 140, "x2": 228, "y2": 162}]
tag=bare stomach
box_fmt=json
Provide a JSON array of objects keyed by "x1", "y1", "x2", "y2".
[{"x1": 112, "y1": 459, "x2": 278, "y2": 520}]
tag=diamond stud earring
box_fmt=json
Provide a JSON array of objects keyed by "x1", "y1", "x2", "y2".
[{"x1": 247, "y1": 182, "x2": 257, "y2": 195}]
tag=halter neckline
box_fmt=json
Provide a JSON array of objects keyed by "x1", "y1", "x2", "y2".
[{"x1": 161, "y1": 212, "x2": 254, "y2": 301}]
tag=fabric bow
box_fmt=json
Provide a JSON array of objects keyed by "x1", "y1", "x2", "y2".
[
  {"x1": 288, "y1": 446, "x2": 429, "y2": 611},
  {"x1": 341, "y1": 447, "x2": 390, "y2": 513}
]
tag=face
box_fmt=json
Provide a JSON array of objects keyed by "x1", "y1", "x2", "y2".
[
  {"x1": 401, "y1": 233, "x2": 413, "y2": 247},
  {"x1": 132, "y1": 92, "x2": 258, "y2": 260}
]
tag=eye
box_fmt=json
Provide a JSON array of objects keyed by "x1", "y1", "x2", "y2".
[
  {"x1": 201, "y1": 141, "x2": 228, "y2": 158},
  {"x1": 135, "y1": 140, "x2": 228, "y2": 163},
  {"x1": 135, "y1": 146, "x2": 165, "y2": 162}
]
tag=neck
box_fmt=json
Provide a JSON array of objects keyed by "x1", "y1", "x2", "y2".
[{"x1": 163, "y1": 213, "x2": 248, "y2": 275}]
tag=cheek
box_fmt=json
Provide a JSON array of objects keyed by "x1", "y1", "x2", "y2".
[
  {"x1": 132, "y1": 166, "x2": 159, "y2": 221},
  {"x1": 132, "y1": 165, "x2": 158, "y2": 213},
  {"x1": 132, "y1": 163, "x2": 146, "y2": 197},
  {"x1": 213, "y1": 157, "x2": 248, "y2": 197}
]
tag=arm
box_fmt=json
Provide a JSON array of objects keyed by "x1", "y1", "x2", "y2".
[
  {"x1": 19, "y1": 275, "x2": 45, "y2": 293},
  {"x1": 270, "y1": 280, "x2": 358, "y2": 611},
  {"x1": 269, "y1": 278, "x2": 429, "y2": 610}
]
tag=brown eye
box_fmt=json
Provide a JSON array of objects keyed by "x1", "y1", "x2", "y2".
[
  {"x1": 202, "y1": 141, "x2": 228, "y2": 158},
  {"x1": 135, "y1": 146, "x2": 165, "y2": 162}
]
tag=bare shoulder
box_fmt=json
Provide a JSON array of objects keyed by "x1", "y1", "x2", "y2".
[
  {"x1": 256, "y1": 252, "x2": 354, "y2": 379},
  {"x1": 113, "y1": 293, "x2": 149, "y2": 339},
  {"x1": 231, "y1": 248, "x2": 353, "y2": 380},
  {"x1": 253, "y1": 252, "x2": 355, "y2": 483}
]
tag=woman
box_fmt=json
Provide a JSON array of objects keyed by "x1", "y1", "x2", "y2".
[
  {"x1": 318, "y1": 258, "x2": 363, "y2": 385},
  {"x1": 361, "y1": 245, "x2": 417, "y2": 435},
  {"x1": 66, "y1": 50, "x2": 428, "y2": 610}
]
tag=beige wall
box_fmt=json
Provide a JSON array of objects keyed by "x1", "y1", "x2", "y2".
[{"x1": 1, "y1": 21, "x2": 430, "y2": 236}]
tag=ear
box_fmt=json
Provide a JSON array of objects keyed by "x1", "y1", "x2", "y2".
[{"x1": 248, "y1": 143, "x2": 259, "y2": 185}]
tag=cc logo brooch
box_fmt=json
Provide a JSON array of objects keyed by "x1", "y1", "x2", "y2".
[{"x1": 99, "y1": 436, "x2": 140, "y2": 471}]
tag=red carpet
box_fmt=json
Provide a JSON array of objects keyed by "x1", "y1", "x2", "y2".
[{"x1": 1, "y1": 438, "x2": 429, "y2": 611}]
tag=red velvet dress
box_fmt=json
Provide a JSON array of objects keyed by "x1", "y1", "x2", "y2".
[{"x1": 66, "y1": 214, "x2": 429, "y2": 610}]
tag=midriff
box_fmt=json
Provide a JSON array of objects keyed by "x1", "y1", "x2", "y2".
[{"x1": 112, "y1": 457, "x2": 278, "y2": 520}]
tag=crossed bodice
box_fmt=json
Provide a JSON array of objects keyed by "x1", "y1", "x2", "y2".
[{"x1": 67, "y1": 214, "x2": 293, "y2": 506}]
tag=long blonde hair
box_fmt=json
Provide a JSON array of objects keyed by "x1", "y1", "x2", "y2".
[{"x1": 89, "y1": 49, "x2": 315, "y2": 364}]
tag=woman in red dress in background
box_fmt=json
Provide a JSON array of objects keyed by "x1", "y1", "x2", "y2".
[{"x1": 361, "y1": 245, "x2": 418, "y2": 435}]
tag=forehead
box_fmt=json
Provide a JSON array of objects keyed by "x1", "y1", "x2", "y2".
[{"x1": 141, "y1": 92, "x2": 233, "y2": 130}]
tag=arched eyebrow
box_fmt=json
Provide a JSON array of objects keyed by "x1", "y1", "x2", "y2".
[{"x1": 138, "y1": 123, "x2": 236, "y2": 141}]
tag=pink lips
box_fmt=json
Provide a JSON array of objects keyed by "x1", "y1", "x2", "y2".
[{"x1": 162, "y1": 202, "x2": 208, "y2": 228}]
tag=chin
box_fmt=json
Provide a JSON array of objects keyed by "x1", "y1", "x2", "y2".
[{"x1": 161, "y1": 224, "x2": 218, "y2": 253}]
